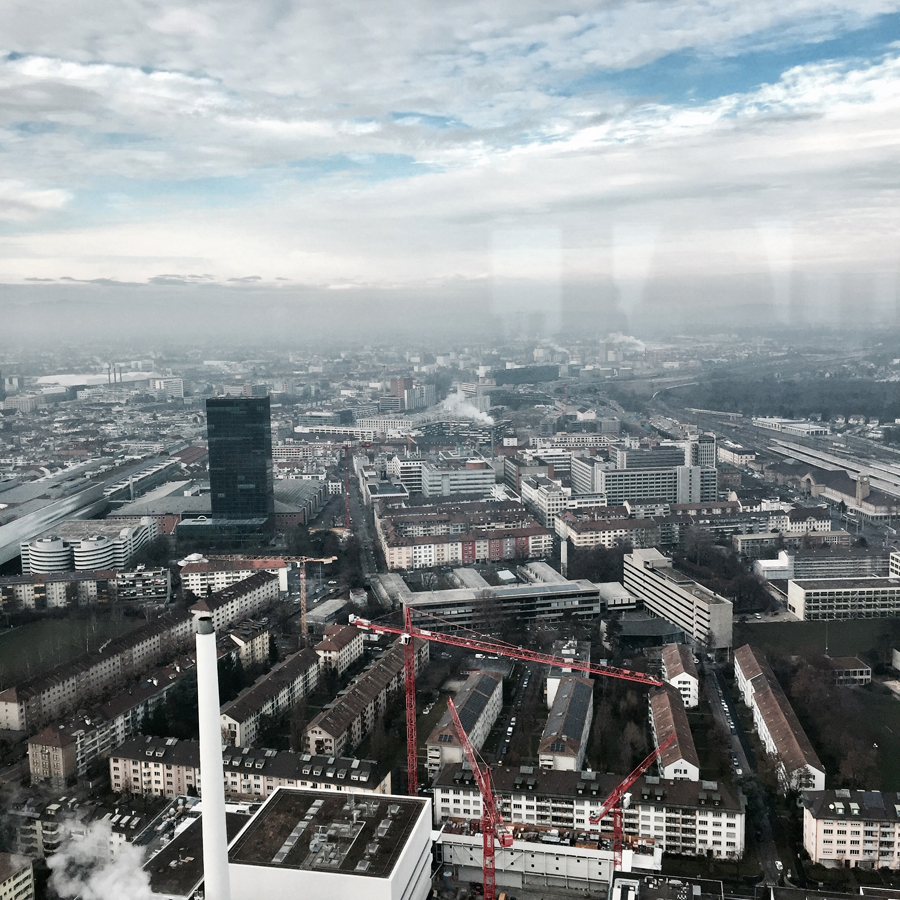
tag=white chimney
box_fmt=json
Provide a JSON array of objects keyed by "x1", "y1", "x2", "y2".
[{"x1": 194, "y1": 611, "x2": 232, "y2": 900}]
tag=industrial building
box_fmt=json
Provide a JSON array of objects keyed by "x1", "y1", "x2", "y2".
[{"x1": 226, "y1": 788, "x2": 433, "y2": 900}]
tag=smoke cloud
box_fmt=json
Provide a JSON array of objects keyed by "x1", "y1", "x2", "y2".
[
  {"x1": 442, "y1": 390, "x2": 494, "y2": 425},
  {"x1": 606, "y1": 332, "x2": 646, "y2": 354},
  {"x1": 47, "y1": 820, "x2": 155, "y2": 900}
]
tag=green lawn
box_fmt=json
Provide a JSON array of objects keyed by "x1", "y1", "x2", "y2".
[
  {"x1": 736, "y1": 617, "x2": 900, "y2": 660},
  {"x1": 0, "y1": 613, "x2": 147, "y2": 687}
]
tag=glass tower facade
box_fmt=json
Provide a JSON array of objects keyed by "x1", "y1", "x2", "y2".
[{"x1": 206, "y1": 397, "x2": 274, "y2": 522}]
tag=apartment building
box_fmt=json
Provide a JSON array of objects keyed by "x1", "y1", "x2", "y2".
[
  {"x1": 27, "y1": 664, "x2": 183, "y2": 788},
  {"x1": 538, "y1": 676, "x2": 594, "y2": 771},
  {"x1": 733, "y1": 645, "x2": 825, "y2": 792},
  {"x1": 595, "y1": 467, "x2": 717, "y2": 506},
  {"x1": 314, "y1": 624, "x2": 364, "y2": 675},
  {"x1": 427, "y1": 671, "x2": 504, "y2": 776},
  {"x1": 555, "y1": 514, "x2": 659, "y2": 549},
  {"x1": 661, "y1": 643, "x2": 699, "y2": 708},
  {"x1": 624, "y1": 549, "x2": 733, "y2": 651},
  {"x1": 221, "y1": 649, "x2": 321, "y2": 746},
  {"x1": 0, "y1": 853, "x2": 33, "y2": 900},
  {"x1": 110, "y1": 735, "x2": 389, "y2": 800},
  {"x1": 305, "y1": 638, "x2": 429, "y2": 757},
  {"x1": 802, "y1": 789, "x2": 900, "y2": 869},
  {"x1": 227, "y1": 619, "x2": 273, "y2": 667},
  {"x1": 434, "y1": 765, "x2": 746, "y2": 859},
  {"x1": 786, "y1": 576, "x2": 900, "y2": 620},
  {"x1": 546, "y1": 640, "x2": 591, "y2": 708},
  {"x1": 0, "y1": 611, "x2": 193, "y2": 732},
  {"x1": 188, "y1": 571, "x2": 280, "y2": 632},
  {"x1": 649, "y1": 686, "x2": 700, "y2": 782},
  {"x1": 179, "y1": 556, "x2": 289, "y2": 593},
  {"x1": 520, "y1": 476, "x2": 573, "y2": 528}
]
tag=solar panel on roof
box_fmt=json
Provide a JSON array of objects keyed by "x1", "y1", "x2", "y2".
[{"x1": 438, "y1": 734, "x2": 454, "y2": 743}]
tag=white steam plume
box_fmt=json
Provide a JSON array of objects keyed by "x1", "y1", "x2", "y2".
[
  {"x1": 605, "y1": 332, "x2": 646, "y2": 354},
  {"x1": 48, "y1": 820, "x2": 155, "y2": 900},
  {"x1": 442, "y1": 390, "x2": 494, "y2": 425}
]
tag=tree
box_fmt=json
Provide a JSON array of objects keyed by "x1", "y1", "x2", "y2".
[
  {"x1": 289, "y1": 699, "x2": 308, "y2": 752},
  {"x1": 268, "y1": 634, "x2": 279, "y2": 666}
]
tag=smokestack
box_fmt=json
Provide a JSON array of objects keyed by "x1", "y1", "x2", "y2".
[{"x1": 194, "y1": 612, "x2": 232, "y2": 900}]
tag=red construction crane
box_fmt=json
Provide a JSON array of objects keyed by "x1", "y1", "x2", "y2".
[
  {"x1": 588, "y1": 732, "x2": 677, "y2": 870},
  {"x1": 296, "y1": 556, "x2": 337, "y2": 646},
  {"x1": 348, "y1": 610, "x2": 663, "y2": 797},
  {"x1": 446, "y1": 696, "x2": 513, "y2": 900},
  {"x1": 343, "y1": 444, "x2": 352, "y2": 529}
]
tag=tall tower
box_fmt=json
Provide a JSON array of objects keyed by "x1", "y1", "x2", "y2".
[
  {"x1": 194, "y1": 610, "x2": 232, "y2": 900},
  {"x1": 206, "y1": 397, "x2": 274, "y2": 523}
]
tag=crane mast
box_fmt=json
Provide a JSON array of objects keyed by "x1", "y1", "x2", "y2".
[
  {"x1": 589, "y1": 732, "x2": 677, "y2": 869},
  {"x1": 446, "y1": 696, "x2": 512, "y2": 900}
]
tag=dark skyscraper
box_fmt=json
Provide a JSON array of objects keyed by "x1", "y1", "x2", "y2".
[{"x1": 206, "y1": 397, "x2": 274, "y2": 523}]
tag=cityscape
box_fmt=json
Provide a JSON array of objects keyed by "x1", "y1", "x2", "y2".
[{"x1": 3, "y1": 3, "x2": 900, "y2": 900}]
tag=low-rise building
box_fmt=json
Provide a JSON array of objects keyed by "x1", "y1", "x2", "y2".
[
  {"x1": 227, "y1": 619, "x2": 272, "y2": 667},
  {"x1": 661, "y1": 643, "x2": 699, "y2": 708},
  {"x1": 787, "y1": 576, "x2": 900, "y2": 621},
  {"x1": 314, "y1": 624, "x2": 364, "y2": 675},
  {"x1": 734, "y1": 645, "x2": 825, "y2": 792},
  {"x1": 802, "y1": 788, "x2": 900, "y2": 869},
  {"x1": 221, "y1": 649, "x2": 320, "y2": 747},
  {"x1": 824, "y1": 656, "x2": 872, "y2": 686},
  {"x1": 555, "y1": 513, "x2": 659, "y2": 549},
  {"x1": 305, "y1": 638, "x2": 429, "y2": 757},
  {"x1": 649, "y1": 685, "x2": 700, "y2": 782},
  {"x1": 426, "y1": 671, "x2": 504, "y2": 776},
  {"x1": 538, "y1": 676, "x2": 594, "y2": 771},
  {"x1": 110, "y1": 735, "x2": 390, "y2": 800}
]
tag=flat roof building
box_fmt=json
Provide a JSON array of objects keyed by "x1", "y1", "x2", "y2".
[{"x1": 787, "y1": 576, "x2": 900, "y2": 621}]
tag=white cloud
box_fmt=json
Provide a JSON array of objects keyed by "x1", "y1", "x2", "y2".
[{"x1": 0, "y1": 179, "x2": 71, "y2": 221}]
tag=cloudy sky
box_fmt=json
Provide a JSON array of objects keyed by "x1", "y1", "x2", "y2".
[{"x1": 2, "y1": 1, "x2": 900, "y2": 339}]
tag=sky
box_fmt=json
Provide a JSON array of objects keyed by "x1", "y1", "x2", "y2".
[{"x1": 2, "y1": 0, "x2": 900, "y2": 340}]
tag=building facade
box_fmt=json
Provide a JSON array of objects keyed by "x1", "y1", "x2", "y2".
[{"x1": 660, "y1": 643, "x2": 699, "y2": 708}]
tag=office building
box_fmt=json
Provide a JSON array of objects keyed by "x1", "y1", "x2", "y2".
[
  {"x1": 586, "y1": 466, "x2": 717, "y2": 506},
  {"x1": 787, "y1": 575, "x2": 900, "y2": 620},
  {"x1": 616, "y1": 446, "x2": 688, "y2": 469},
  {"x1": 624, "y1": 549, "x2": 733, "y2": 650},
  {"x1": 206, "y1": 396, "x2": 275, "y2": 523},
  {"x1": 733, "y1": 645, "x2": 825, "y2": 792},
  {"x1": 802, "y1": 789, "x2": 900, "y2": 869},
  {"x1": 420, "y1": 451, "x2": 496, "y2": 498},
  {"x1": 426, "y1": 671, "x2": 503, "y2": 776},
  {"x1": 20, "y1": 518, "x2": 159, "y2": 574}
]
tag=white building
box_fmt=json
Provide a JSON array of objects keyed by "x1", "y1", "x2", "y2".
[
  {"x1": 420, "y1": 455, "x2": 496, "y2": 498},
  {"x1": 660, "y1": 644, "x2": 699, "y2": 708},
  {"x1": 0, "y1": 853, "x2": 34, "y2": 900},
  {"x1": 314, "y1": 624, "x2": 364, "y2": 675},
  {"x1": 151, "y1": 377, "x2": 185, "y2": 399},
  {"x1": 733, "y1": 645, "x2": 825, "y2": 792},
  {"x1": 434, "y1": 764, "x2": 746, "y2": 859},
  {"x1": 648, "y1": 685, "x2": 700, "y2": 782},
  {"x1": 180, "y1": 556, "x2": 290, "y2": 593},
  {"x1": 623, "y1": 549, "x2": 733, "y2": 651},
  {"x1": 188, "y1": 571, "x2": 280, "y2": 632},
  {"x1": 786, "y1": 576, "x2": 900, "y2": 620},
  {"x1": 426, "y1": 670, "x2": 504, "y2": 776},
  {"x1": 21, "y1": 518, "x2": 159, "y2": 574},
  {"x1": 227, "y1": 788, "x2": 433, "y2": 900},
  {"x1": 802, "y1": 788, "x2": 900, "y2": 869}
]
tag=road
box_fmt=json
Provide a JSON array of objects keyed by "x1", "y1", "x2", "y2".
[
  {"x1": 701, "y1": 664, "x2": 782, "y2": 885},
  {"x1": 347, "y1": 477, "x2": 378, "y2": 578}
]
